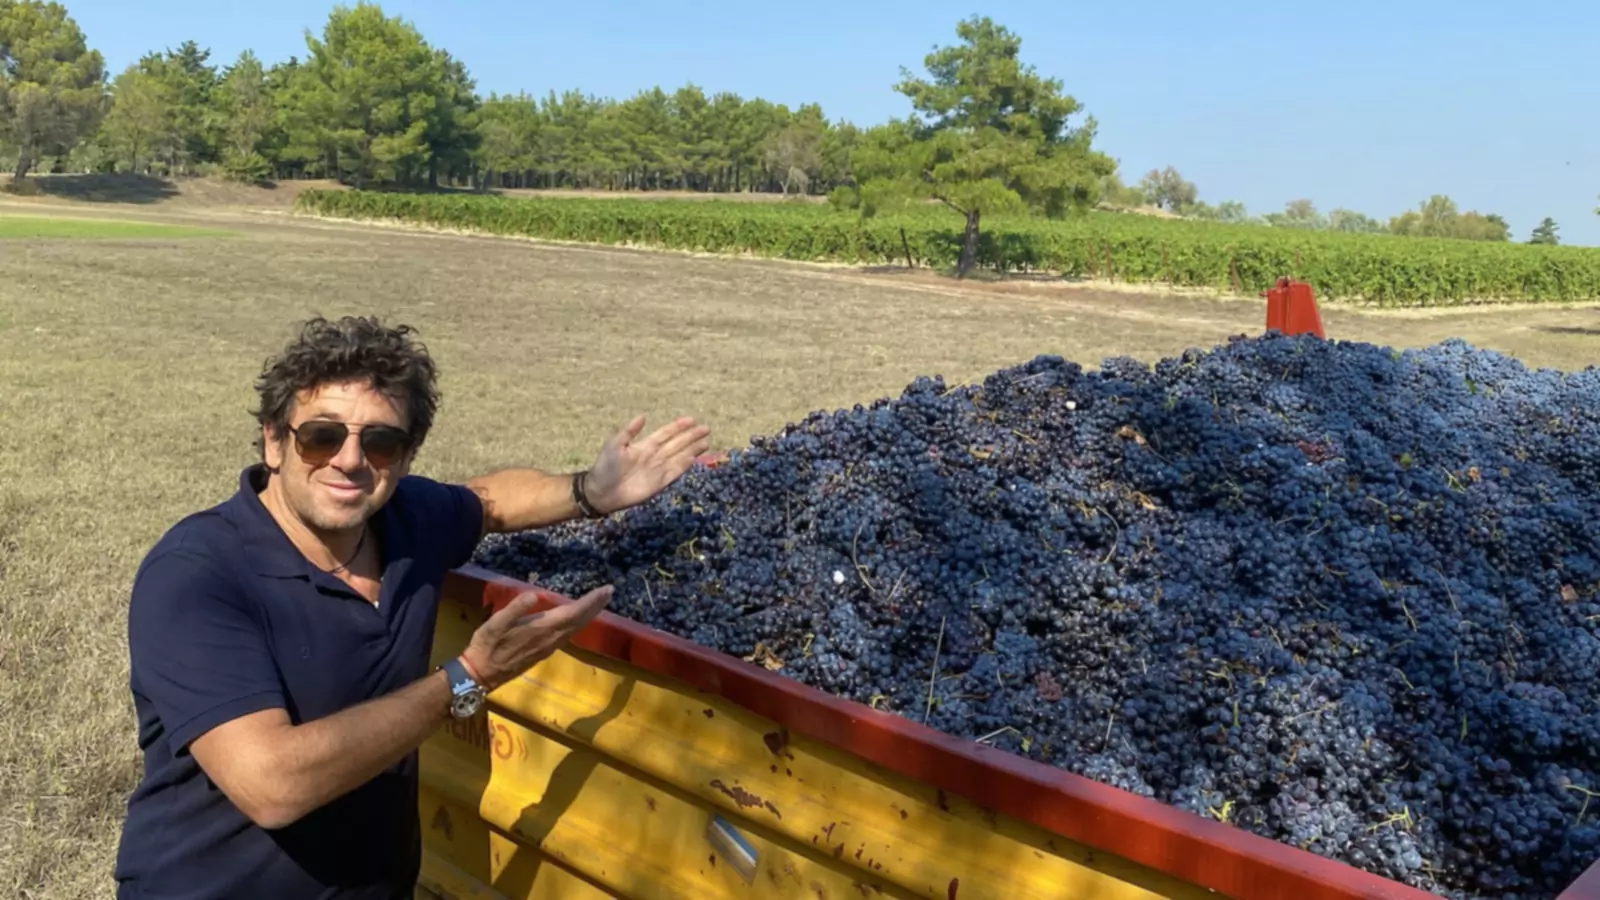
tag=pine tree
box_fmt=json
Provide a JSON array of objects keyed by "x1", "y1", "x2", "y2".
[
  {"x1": 846, "y1": 16, "x2": 1113, "y2": 277},
  {"x1": 0, "y1": 0, "x2": 106, "y2": 180}
]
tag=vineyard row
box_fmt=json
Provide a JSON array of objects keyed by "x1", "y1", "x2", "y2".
[{"x1": 293, "y1": 190, "x2": 1600, "y2": 307}]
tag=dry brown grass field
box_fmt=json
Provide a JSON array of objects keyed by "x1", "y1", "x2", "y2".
[{"x1": 1, "y1": 177, "x2": 1596, "y2": 898}]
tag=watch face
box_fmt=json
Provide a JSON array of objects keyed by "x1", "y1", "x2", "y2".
[{"x1": 451, "y1": 690, "x2": 483, "y2": 719}]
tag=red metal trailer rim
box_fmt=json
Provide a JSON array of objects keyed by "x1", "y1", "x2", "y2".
[{"x1": 442, "y1": 563, "x2": 1598, "y2": 900}]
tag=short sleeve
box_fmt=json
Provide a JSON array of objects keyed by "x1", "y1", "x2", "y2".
[
  {"x1": 437, "y1": 482, "x2": 485, "y2": 570},
  {"x1": 399, "y1": 476, "x2": 484, "y2": 572},
  {"x1": 128, "y1": 548, "x2": 285, "y2": 753}
]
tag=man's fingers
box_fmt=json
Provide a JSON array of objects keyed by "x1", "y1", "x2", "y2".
[
  {"x1": 486, "y1": 592, "x2": 541, "y2": 631},
  {"x1": 659, "y1": 424, "x2": 712, "y2": 460},
  {"x1": 569, "y1": 585, "x2": 615, "y2": 620},
  {"x1": 639, "y1": 416, "x2": 699, "y2": 453},
  {"x1": 601, "y1": 415, "x2": 646, "y2": 457},
  {"x1": 619, "y1": 415, "x2": 646, "y2": 445},
  {"x1": 512, "y1": 585, "x2": 612, "y2": 632}
]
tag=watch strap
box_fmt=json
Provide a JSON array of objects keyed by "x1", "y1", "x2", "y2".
[{"x1": 441, "y1": 656, "x2": 481, "y2": 696}]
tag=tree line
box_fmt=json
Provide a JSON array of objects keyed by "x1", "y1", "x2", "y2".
[
  {"x1": 0, "y1": 0, "x2": 1569, "y2": 251},
  {"x1": 1105, "y1": 165, "x2": 1558, "y2": 244},
  {"x1": 0, "y1": 1, "x2": 865, "y2": 195}
]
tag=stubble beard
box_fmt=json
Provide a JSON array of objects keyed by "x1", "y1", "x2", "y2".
[{"x1": 288, "y1": 478, "x2": 376, "y2": 536}]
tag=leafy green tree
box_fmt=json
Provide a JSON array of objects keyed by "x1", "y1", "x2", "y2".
[
  {"x1": 531, "y1": 89, "x2": 581, "y2": 188},
  {"x1": 1186, "y1": 199, "x2": 1249, "y2": 223},
  {"x1": 279, "y1": 4, "x2": 469, "y2": 187},
  {"x1": 1390, "y1": 195, "x2": 1509, "y2": 241},
  {"x1": 1388, "y1": 210, "x2": 1424, "y2": 236},
  {"x1": 850, "y1": 15, "x2": 1113, "y2": 276},
  {"x1": 423, "y1": 49, "x2": 478, "y2": 187},
  {"x1": 1215, "y1": 200, "x2": 1249, "y2": 223},
  {"x1": 818, "y1": 119, "x2": 858, "y2": 191},
  {"x1": 1528, "y1": 217, "x2": 1559, "y2": 245},
  {"x1": 436, "y1": 82, "x2": 860, "y2": 195},
  {"x1": 474, "y1": 92, "x2": 540, "y2": 188},
  {"x1": 0, "y1": 0, "x2": 106, "y2": 180},
  {"x1": 136, "y1": 40, "x2": 219, "y2": 172},
  {"x1": 1138, "y1": 166, "x2": 1196, "y2": 212},
  {"x1": 101, "y1": 64, "x2": 176, "y2": 172},
  {"x1": 669, "y1": 84, "x2": 713, "y2": 190},
  {"x1": 705, "y1": 90, "x2": 744, "y2": 190},
  {"x1": 1096, "y1": 170, "x2": 1148, "y2": 209},
  {"x1": 214, "y1": 50, "x2": 276, "y2": 182},
  {"x1": 764, "y1": 104, "x2": 825, "y2": 195},
  {"x1": 1469, "y1": 212, "x2": 1511, "y2": 242},
  {"x1": 1264, "y1": 198, "x2": 1326, "y2": 230},
  {"x1": 1327, "y1": 208, "x2": 1384, "y2": 233},
  {"x1": 259, "y1": 56, "x2": 313, "y2": 176},
  {"x1": 734, "y1": 97, "x2": 786, "y2": 192},
  {"x1": 1415, "y1": 195, "x2": 1459, "y2": 234},
  {"x1": 617, "y1": 87, "x2": 675, "y2": 189}
]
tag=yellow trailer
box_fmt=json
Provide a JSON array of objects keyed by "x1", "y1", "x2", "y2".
[{"x1": 413, "y1": 564, "x2": 1561, "y2": 900}]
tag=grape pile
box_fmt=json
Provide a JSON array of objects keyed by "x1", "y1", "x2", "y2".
[{"x1": 473, "y1": 334, "x2": 1600, "y2": 899}]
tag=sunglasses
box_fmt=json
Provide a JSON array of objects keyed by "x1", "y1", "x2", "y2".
[{"x1": 285, "y1": 420, "x2": 415, "y2": 469}]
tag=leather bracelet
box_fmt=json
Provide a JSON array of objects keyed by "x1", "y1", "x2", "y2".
[{"x1": 571, "y1": 470, "x2": 603, "y2": 518}]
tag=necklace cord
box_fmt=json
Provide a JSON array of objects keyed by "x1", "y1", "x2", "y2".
[{"x1": 322, "y1": 526, "x2": 367, "y2": 574}]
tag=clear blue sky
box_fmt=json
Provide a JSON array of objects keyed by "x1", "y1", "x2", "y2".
[{"x1": 63, "y1": 0, "x2": 1600, "y2": 245}]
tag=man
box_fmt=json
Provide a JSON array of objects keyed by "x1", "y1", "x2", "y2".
[{"x1": 113, "y1": 315, "x2": 711, "y2": 899}]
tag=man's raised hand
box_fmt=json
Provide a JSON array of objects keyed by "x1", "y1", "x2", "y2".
[
  {"x1": 583, "y1": 415, "x2": 712, "y2": 515},
  {"x1": 461, "y1": 586, "x2": 614, "y2": 691}
]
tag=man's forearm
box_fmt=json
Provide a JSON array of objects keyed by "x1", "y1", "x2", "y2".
[
  {"x1": 279, "y1": 670, "x2": 453, "y2": 812},
  {"x1": 466, "y1": 467, "x2": 585, "y2": 535},
  {"x1": 212, "y1": 670, "x2": 455, "y2": 829}
]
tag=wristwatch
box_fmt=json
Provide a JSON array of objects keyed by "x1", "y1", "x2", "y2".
[{"x1": 439, "y1": 656, "x2": 487, "y2": 719}]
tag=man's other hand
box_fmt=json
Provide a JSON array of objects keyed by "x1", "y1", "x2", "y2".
[
  {"x1": 583, "y1": 415, "x2": 712, "y2": 514},
  {"x1": 461, "y1": 586, "x2": 614, "y2": 690}
]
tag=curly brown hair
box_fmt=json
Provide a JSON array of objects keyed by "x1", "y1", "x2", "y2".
[{"x1": 251, "y1": 315, "x2": 440, "y2": 460}]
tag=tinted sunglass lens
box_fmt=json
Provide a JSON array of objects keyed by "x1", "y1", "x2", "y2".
[
  {"x1": 361, "y1": 427, "x2": 411, "y2": 466},
  {"x1": 295, "y1": 422, "x2": 348, "y2": 460}
]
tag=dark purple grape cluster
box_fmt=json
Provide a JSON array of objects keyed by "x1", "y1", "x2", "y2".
[{"x1": 472, "y1": 333, "x2": 1600, "y2": 899}]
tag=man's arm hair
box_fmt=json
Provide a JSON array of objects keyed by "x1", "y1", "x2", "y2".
[{"x1": 189, "y1": 669, "x2": 452, "y2": 830}]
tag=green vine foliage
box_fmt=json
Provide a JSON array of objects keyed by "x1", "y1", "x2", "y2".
[{"x1": 296, "y1": 190, "x2": 1600, "y2": 307}]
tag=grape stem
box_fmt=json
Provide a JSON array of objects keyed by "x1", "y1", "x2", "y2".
[
  {"x1": 1095, "y1": 506, "x2": 1121, "y2": 564},
  {"x1": 852, "y1": 520, "x2": 876, "y2": 593},
  {"x1": 1400, "y1": 598, "x2": 1418, "y2": 632},
  {"x1": 1287, "y1": 702, "x2": 1336, "y2": 723},
  {"x1": 976, "y1": 725, "x2": 1020, "y2": 744},
  {"x1": 1566, "y1": 784, "x2": 1599, "y2": 825},
  {"x1": 885, "y1": 569, "x2": 908, "y2": 607},
  {"x1": 1432, "y1": 567, "x2": 1461, "y2": 614},
  {"x1": 924, "y1": 614, "x2": 947, "y2": 724}
]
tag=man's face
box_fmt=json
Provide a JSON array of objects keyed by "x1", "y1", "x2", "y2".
[{"x1": 262, "y1": 379, "x2": 415, "y2": 534}]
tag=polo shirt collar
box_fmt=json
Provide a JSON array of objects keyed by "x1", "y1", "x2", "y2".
[{"x1": 230, "y1": 463, "x2": 393, "y2": 578}]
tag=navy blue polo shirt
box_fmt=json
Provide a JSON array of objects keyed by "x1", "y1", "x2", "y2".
[{"x1": 114, "y1": 463, "x2": 484, "y2": 900}]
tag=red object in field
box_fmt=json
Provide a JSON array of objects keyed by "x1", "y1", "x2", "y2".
[
  {"x1": 1264, "y1": 277, "x2": 1326, "y2": 339},
  {"x1": 694, "y1": 451, "x2": 730, "y2": 469}
]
